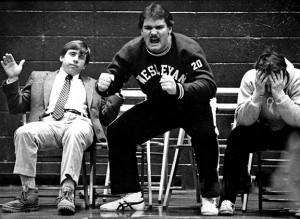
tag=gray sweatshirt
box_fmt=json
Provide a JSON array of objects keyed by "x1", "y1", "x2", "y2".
[{"x1": 235, "y1": 59, "x2": 300, "y2": 131}]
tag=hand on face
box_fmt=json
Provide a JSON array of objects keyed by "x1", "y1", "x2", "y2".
[
  {"x1": 268, "y1": 70, "x2": 287, "y2": 96},
  {"x1": 160, "y1": 74, "x2": 177, "y2": 95},
  {"x1": 255, "y1": 70, "x2": 268, "y2": 96},
  {"x1": 97, "y1": 73, "x2": 114, "y2": 92},
  {"x1": 1, "y1": 53, "x2": 25, "y2": 79}
]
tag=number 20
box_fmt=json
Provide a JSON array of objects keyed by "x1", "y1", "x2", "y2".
[{"x1": 191, "y1": 59, "x2": 202, "y2": 70}]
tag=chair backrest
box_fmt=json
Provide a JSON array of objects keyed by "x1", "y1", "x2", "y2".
[
  {"x1": 22, "y1": 113, "x2": 28, "y2": 125},
  {"x1": 210, "y1": 97, "x2": 219, "y2": 136}
]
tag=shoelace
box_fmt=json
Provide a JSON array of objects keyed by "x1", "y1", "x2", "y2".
[
  {"x1": 222, "y1": 200, "x2": 234, "y2": 209},
  {"x1": 16, "y1": 191, "x2": 28, "y2": 204},
  {"x1": 55, "y1": 188, "x2": 74, "y2": 204}
]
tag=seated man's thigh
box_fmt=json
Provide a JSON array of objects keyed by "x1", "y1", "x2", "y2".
[
  {"x1": 15, "y1": 121, "x2": 63, "y2": 150},
  {"x1": 64, "y1": 117, "x2": 94, "y2": 150}
]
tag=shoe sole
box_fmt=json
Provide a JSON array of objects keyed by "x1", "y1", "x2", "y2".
[
  {"x1": 201, "y1": 212, "x2": 219, "y2": 216},
  {"x1": 58, "y1": 206, "x2": 75, "y2": 215},
  {"x1": 100, "y1": 201, "x2": 145, "y2": 212},
  {"x1": 219, "y1": 211, "x2": 234, "y2": 216},
  {"x1": 100, "y1": 207, "x2": 145, "y2": 212},
  {"x1": 2, "y1": 206, "x2": 39, "y2": 213}
]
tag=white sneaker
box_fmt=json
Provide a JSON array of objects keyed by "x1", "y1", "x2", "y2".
[
  {"x1": 200, "y1": 197, "x2": 219, "y2": 216},
  {"x1": 219, "y1": 200, "x2": 235, "y2": 215},
  {"x1": 100, "y1": 192, "x2": 145, "y2": 211}
]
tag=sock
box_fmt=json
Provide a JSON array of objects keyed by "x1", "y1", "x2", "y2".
[
  {"x1": 20, "y1": 175, "x2": 36, "y2": 192},
  {"x1": 61, "y1": 177, "x2": 75, "y2": 190}
]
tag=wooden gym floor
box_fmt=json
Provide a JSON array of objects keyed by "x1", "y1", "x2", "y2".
[{"x1": 0, "y1": 186, "x2": 299, "y2": 219}]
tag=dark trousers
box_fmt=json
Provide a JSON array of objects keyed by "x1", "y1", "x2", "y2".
[
  {"x1": 106, "y1": 99, "x2": 220, "y2": 197},
  {"x1": 221, "y1": 122, "x2": 294, "y2": 203}
]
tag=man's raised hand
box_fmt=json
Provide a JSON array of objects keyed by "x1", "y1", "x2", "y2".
[{"x1": 1, "y1": 53, "x2": 25, "y2": 79}]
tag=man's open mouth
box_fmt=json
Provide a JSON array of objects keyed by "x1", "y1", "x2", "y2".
[{"x1": 150, "y1": 37, "x2": 160, "y2": 44}]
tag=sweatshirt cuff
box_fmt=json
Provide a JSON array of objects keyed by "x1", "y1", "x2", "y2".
[
  {"x1": 251, "y1": 92, "x2": 264, "y2": 107},
  {"x1": 273, "y1": 90, "x2": 286, "y2": 104},
  {"x1": 177, "y1": 83, "x2": 184, "y2": 99}
]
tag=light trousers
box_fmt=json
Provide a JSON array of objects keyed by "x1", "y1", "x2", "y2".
[{"x1": 13, "y1": 112, "x2": 94, "y2": 185}]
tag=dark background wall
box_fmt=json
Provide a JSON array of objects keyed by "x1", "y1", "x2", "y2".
[{"x1": 0, "y1": 0, "x2": 299, "y2": 186}]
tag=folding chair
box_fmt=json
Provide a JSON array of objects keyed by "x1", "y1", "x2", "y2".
[
  {"x1": 227, "y1": 121, "x2": 252, "y2": 212},
  {"x1": 244, "y1": 150, "x2": 293, "y2": 212},
  {"x1": 162, "y1": 98, "x2": 218, "y2": 209},
  {"x1": 80, "y1": 141, "x2": 112, "y2": 208},
  {"x1": 89, "y1": 140, "x2": 159, "y2": 209},
  {"x1": 230, "y1": 120, "x2": 294, "y2": 212},
  {"x1": 162, "y1": 128, "x2": 201, "y2": 209}
]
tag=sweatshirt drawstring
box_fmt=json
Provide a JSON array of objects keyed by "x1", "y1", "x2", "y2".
[{"x1": 267, "y1": 97, "x2": 274, "y2": 114}]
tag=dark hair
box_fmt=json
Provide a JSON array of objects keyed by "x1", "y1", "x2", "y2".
[
  {"x1": 138, "y1": 3, "x2": 174, "y2": 29},
  {"x1": 60, "y1": 40, "x2": 91, "y2": 66},
  {"x1": 255, "y1": 48, "x2": 287, "y2": 77}
]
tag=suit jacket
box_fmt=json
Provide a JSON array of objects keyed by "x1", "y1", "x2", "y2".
[{"x1": 2, "y1": 70, "x2": 123, "y2": 142}]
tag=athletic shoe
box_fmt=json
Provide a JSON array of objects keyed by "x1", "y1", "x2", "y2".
[
  {"x1": 100, "y1": 192, "x2": 145, "y2": 211},
  {"x1": 200, "y1": 197, "x2": 219, "y2": 216},
  {"x1": 219, "y1": 200, "x2": 235, "y2": 215},
  {"x1": 57, "y1": 186, "x2": 75, "y2": 215},
  {"x1": 1, "y1": 188, "x2": 39, "y2": 213}
]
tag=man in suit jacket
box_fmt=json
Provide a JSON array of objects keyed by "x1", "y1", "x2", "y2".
[{"x1": 1, "y1": 40, "x2": 123, "y2": 215}]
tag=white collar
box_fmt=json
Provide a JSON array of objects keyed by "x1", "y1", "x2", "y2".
[{"x1": 59, "y1": 67, "x2": 79, "y2": 79}]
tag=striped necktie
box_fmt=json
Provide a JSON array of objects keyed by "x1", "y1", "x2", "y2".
[{"x1": 52, "y1": 74, "x2": 73, "y2": 120}]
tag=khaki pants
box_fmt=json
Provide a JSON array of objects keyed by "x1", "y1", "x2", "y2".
[{"x1": 13, "y1": 112, "x2": 94, "y2": 185}]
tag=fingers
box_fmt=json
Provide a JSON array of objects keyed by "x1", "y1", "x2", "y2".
[
  {"x1": 160, "y1": 74, "x2": 174, "y2": 83},
  {"x1": 2, "y1": 53, "x2": 13, "y2": 65},
  {"x1": 2, "y1": 53, "x2": 18, "y2": 67},
  {"x1": 160, "y1": 74, "x2": 177, "y2": 95},
  {"x1": 256, "y1": 71, "x2": 268, "y2": 85},
  {"x1": 270, "y1": 71, "x2": 285, "y2": 84},
  {"x1": 160, "y1": 74, "x2": 171, "y2": 88},
  {"x1": 97, "y1": 73, "x2": 114, "y2": 92},
  {"x1": 268, "y1": 74, "x2": 275, "y2": 84},
  {"x1": 279, "y1": 70, "x2": 284, "y2": 81},
  {"x1": 262, "y1": 74, "x2": 269, "y2": 84},
  {"x1": 19, "y1": 59, "x2": 25, "y2": 67}
]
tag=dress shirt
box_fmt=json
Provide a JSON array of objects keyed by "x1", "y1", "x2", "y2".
[{"x1": 46, "y1": 68, "x2": 88, "y2": 117}]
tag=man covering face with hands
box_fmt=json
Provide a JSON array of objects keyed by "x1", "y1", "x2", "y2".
[{"x1": 219, "y1": 49, "x2": 300, "y2": 217}]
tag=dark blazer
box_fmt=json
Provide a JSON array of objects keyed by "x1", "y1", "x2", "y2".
[{"x1": 2, "y1": 70, "x2": 123, "y2": 142}]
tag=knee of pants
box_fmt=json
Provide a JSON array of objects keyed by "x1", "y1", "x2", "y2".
[
  {"x1": 286, "y1": 129, "x2": 300, "y2": 152},
  {"x1": 14, "y1": 125, "x2": 34, "y2": 142},
  {"x1": 64, "y1": 126, "x2": 93, "y2": 149},
  {"x1": 107, "y1": 122, "x2": 130, "y2": 143},
  {"x1": 191, "y1": 129, "x2": 217, "y2": 144},
  {"x1": 64, "y1": 128, "x2": 92, "y2": 142},
  {"x1": 14, "y1": 125, "x2": 37, "y2": 153}
]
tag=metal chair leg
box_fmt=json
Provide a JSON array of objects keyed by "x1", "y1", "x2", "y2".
[
  {"x1": 257, "y1": 152, "x2": 263, "y2": 211},
  {"x1": 146, "y1": 140, "x2": 153, "y2": 208},
  {"x1": 158, "y1": 131, "x2": 170, "y2": 204},
  {"x1": 102, "y1": 162, "x2": 110, "y2": 202},
  {"x1": 89, "y1": 145, "x2": 97, "y2": 208},
  {"x1": 162, "y1": 148, "x2": 181, "y2": 209},
  {"x1": 81, "y1": 153, "x2": 89, "y2": 209}
]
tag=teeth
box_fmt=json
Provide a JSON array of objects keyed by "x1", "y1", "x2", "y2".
[{"x1": 150, "y1": 39, "x2": 159, "y2": 43}]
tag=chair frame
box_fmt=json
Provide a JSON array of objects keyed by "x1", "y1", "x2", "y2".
[{"x1": 162, "y1": 128, "x2": 201, "y2": 209}]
